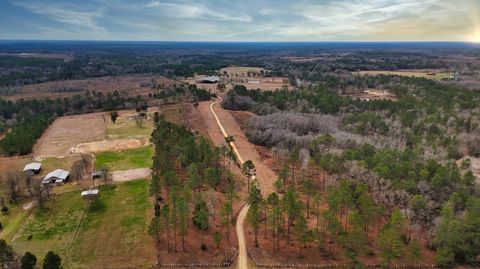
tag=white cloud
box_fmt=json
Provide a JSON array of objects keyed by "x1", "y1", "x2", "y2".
[
  {"x1": 13, "y1": 1, "x2": 105, "y2": 33},
  {"x1": 146, "y1": 1, "x2": 251, "y2": 22}
]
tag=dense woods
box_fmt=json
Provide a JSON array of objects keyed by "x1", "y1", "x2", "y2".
[
  {"x1": 148, "y1": 114, "x2": 239, "y2": 252},
  {"x1": 0, "y1": 113, "x2": 53, "y2": 155}
]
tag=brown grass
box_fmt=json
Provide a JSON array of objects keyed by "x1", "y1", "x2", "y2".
[
  {"x1": 1, "y1": 74, "x2": 178, "y2": 101},
  {"x1": 354, "y1": 70, "x2": 452, "y2": 81}
]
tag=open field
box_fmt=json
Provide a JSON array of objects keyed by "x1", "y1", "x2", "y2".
[
  {"x1": 354, "y1": 69, "x2": 453, "y2": 80},
  {"x1": 33, "y1": 112, "x2": 107, "y2": 158},
  {"x1": 95, "y1": 146, "x2": 153, "y2": 171},
  {"x1": 219, "y1": 66, "x2": 266, "y2": 76},
  {"x1": 182, "y1": 66, "x2": 290, "y2": 93},
  {"x1": 106, "y1": 109, "x2": 156, "y2": 140},
  {"x1": 341, "y1": 89, "x2": 398, "y2": 101},
  {"x1": 6, "y1": 180, "x2": 154, "y2": 268},
  {"x1": 0, "y1": 53, "x2": 74, "y2": 62},
  {"x1": 0, "y1": 74, "x2": 178, "y2": 101}
]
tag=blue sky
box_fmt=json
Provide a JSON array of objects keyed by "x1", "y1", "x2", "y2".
[{"x1": 0, "y1": 0, "x2": 479, "y2": 42}]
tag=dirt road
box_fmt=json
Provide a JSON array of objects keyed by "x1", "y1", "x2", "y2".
[{"x1": 204, "y1": 98, "x2": 277, "y2": 269}]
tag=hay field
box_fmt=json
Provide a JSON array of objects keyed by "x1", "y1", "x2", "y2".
[
  {"x1": 0, "y1": 75, "x2": 177, "y2": 101},
  {"x1": 354, "y1": 70, "x2": 452, "y2": 80}
]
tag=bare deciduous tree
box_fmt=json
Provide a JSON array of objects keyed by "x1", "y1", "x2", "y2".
[{"x1": 4, "y1": 171, "x2": 24, "y2": 203}]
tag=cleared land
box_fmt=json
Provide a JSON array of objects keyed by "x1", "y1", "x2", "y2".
[
  {"x1": 33, "y1": 112, "x2": 107, "y2": 158},
  {"x1": 0, "y1": 75, "x2": 177, "y2": 101},
  {"x1": 95, "y1": 146, "x2": 153, "y2": 171},
  {"x1": 341, "y1": 89, "x2": 397, "y2": 101},
  {"x1": 183, "y1": 66, "x2": 290, "y2": 93},
  {"x1": 7, "y1": 180, "x2": 154, "y2": 268},
  {"x1": 354, "y1": 70, "x2": 453, "y2": 80},
  {"x1": 219, "y1": 66, "x2": 266, "y2": 76}
]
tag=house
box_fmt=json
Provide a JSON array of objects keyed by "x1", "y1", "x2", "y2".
[
  {"x1": 42, "y1": 169, "x2": 70, "y2": 185},
  {"x1": 23, "y1": 162, "x2": 42, "y2": 174},
  {"x1": 197, "y1": 76, "x2": 220, "y2": 83}
]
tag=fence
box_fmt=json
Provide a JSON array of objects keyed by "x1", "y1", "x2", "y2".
[{"x1": 248, "y1": 248, "x2": 445, "y2": 269}]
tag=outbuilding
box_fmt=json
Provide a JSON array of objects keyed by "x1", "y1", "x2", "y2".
[
  {"x1": 42, "y1": 169, "x2": 70, "y2": 185},
  {"x1": 81, "y1": 189, "x2": 99, "y2": 203},
  {"x1": 23, "y1": 162, "x2": 42, "y2": 173},
  {"x1": 197, "y1": 76, "x2": 220, "y2": 83}
]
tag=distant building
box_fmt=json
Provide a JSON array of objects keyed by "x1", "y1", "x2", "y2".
[
  {"x1": 23, "y1": 162, "x2": 42, "y2": 173},
  {"x1": 42, "y1": 169, "x2": 69, "y2": 185},
  {"x1": 91, "y1": 171, "x2": 103, "y2": 179},
  {"x1": 197, "y1": 76, "x2": 220, "y2": 83}
]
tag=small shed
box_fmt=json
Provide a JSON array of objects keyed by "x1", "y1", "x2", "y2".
[
  {"x1": 81, "y1": 189, "x2": 99, "y2": 202},
  {"x1": 23, "y1": 162, "x2": 42, "y2": 173},
  {"x1": 42, "y1": 169, "x2": 70, "y2": 185},
  {"x1": 91, "y1": 171, "x2": 103, "y2": 179}
]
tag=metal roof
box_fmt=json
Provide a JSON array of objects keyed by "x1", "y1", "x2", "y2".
[
  {"x1": 198, "y1": 76, "x2": 219, "y2": 83},
  {"x1": 43, "y1": 169, "x2": 69, "y2": 183},
  {"x1": 23, "y1": 162, "x2": 42, "y2": 171},
  {"x1": 81, "y1": 189, "x2": 99, "y2": 196}
]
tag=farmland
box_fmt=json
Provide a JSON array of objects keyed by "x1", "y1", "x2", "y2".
[
  {"x1": 354, "y1": 69, "x2": 453, "y2": 80},
  {"x1": 7, "y1": 180, "x2": 154, "y2": 268},
  {"x1": 95, "y1": 146, "x2": 153, "y2": 171},
  {"x1": 182, "y1": 66, "x2": 290, "y2": 93},
  {"x1": 0, "y1": 74, "x2": 178, "y2": 101}
]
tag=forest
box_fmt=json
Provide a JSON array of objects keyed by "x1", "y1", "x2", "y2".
[
  {"x1": 148, "y1": 114, "x2": 240, "y2": 256},
  {"x1": 224, "y1": 75, "x2": 480, "y2": 265}
]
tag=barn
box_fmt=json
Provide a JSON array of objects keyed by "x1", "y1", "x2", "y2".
[
  {"x1": 197, "y1": 76, "x2": 220, "y2": 83},
  {"x1": 23, "y1": 162, "x2": 42, "y2": 173},
  {"x1": 42, "y1": 169, "x2": 70, "y2": 185}
]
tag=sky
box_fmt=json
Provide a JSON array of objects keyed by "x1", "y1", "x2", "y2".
[{"x1": 0, "y1": 0, "x2": 479, "y2": 42}]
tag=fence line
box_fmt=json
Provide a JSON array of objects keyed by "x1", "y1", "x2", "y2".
[{"x1": 248, "y1": 249, "x2": 444, "y2": 269}]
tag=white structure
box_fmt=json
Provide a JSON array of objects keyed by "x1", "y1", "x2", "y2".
[
  {"x1": 23, "y1": 162, "x2": 42, "y2": 173},
  {"x1": 81, "y1": 189, "x2": 99, "y2": 202},
  {"x1": 81, "y1": 189, "x2": 99, "y2": 197},
  {"x1": 198, "y1": 76, "x2": 220, "y2": 83},
  {"x1": 42, "y1": 169, "x2": 69, "y2": 185}
]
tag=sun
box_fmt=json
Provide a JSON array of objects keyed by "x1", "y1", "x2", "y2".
[{"x1": 471, "y1": 27, "x2": 480, "y2": 43}]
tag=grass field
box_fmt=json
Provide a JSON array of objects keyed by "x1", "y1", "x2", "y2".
[
  {"x1": 69, "y1": 180, "x2": 154, "y2": 268},
  {"x1": 354, "y1": 70, "x2": 452, "y2": 80},
  {"x1": 6, "y1": 180, "x2": 154, "y2": 268},
  {"x1": 95, "y1": 146, "x2": 153, "y2": 171},
  {"x1": 106, "y1": 113, "x2": 154, "y2": 140},
  {"x1": 10, "y1": 190, "x2": 84, "y2": 260}
]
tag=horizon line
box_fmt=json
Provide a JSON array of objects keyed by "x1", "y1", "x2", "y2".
[{"x1": 0, "y1": 39, "x2": 478, "y2": 44}]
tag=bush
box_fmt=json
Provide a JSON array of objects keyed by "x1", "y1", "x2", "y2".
[
  {"x1": 21, "y1": 252, "x2": 37, "y2": 269},
  {"x1": 1, "y1": 206, "x2": 8, "y2": 214},
  {"x1": 467, "y1": 139, "x2": 480, "y2": 157},
  {"x1": 43, "y1": 251, "x2": 62, "y2": 269}
]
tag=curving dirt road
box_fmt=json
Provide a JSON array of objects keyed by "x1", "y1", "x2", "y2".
[{"x1": 205, "y1": 97, "x2": 277, "y2": 269}]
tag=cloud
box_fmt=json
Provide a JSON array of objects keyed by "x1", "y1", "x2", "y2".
[
  {"x1": 12, "y1": 0, "x2": 105, "y2": 33},
  {"x1": 3, "y1": 0, "x2": 478, "y2": 41},
  {"x1": 145, "y1": 1, "x2": 251, "y2": 22}
]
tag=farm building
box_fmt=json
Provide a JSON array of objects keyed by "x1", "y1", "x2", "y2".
[
  {"x1": 42, "y1": 169, "x2": 69, "y2": 185},
  {"x1": 92, "y1": 171, "x2": 103, "y2": 179},
  {"x1": 197, "y1": 76, "x2": 220, "y2": 83},
  {"x1": 81, "y1": 189, "x2": 99, "y2": 201},
  {"x1": 23, "y1": 162, "x2": 42, "y2": 173}
]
